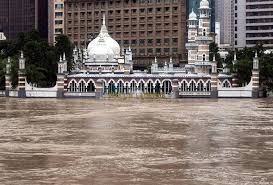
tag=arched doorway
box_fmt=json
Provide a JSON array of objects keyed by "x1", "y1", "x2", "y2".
[{"x1": 162, "y1": 81, "x2": 172, "y2": 94}]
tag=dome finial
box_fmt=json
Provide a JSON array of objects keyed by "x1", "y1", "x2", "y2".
[{"x1": 103, "y1": 13, "x2": 106, "y2": 25}]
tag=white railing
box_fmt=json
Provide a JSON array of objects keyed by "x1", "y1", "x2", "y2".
[
  {"x1": 9, "y1": 90, "x2": 18, "y2": 97},
  {"x1": 179, "y1": 91, "x2": 211, "y2": 96},
  {"x1": 64, "y1": 92, "x2": 96, "y2": 97},
  {"x1": 26, "y1": 90, "x2": 57, "y2": 98},
  {"x1": 0, "y1": 91, "x2": 5, "y2": 96}
]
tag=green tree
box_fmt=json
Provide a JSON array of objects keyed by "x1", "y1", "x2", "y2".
[
  {"x1": 55, "y1": 34, "x2": 74, "y2": 71},
  {"x1": 209, "y1": 42, "x2": 222, "y2": 68},
  {"x1": 0, "y1": 58, "x2": 5, "y2": 90}
]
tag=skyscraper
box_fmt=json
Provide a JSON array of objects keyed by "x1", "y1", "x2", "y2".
[
  {"x1": 0, "y1": 0, "x2": 48, "y2": 40},
  {"x1": 48, "y1": 0, "x2": 65, "y2": 44},
  {"x1": 234, "y1": 0, "x2": 273, "y2": 48},
  {"x1": 215, "y1": 0, "x2": 234, "y2": 46}
]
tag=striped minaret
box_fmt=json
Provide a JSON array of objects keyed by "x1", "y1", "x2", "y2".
[
  {"x1": 18, "y1": 51, "x2": 26, "y2": 98},
  {"x1": 211, "y1": 55, "x2": 218, "y2": 98},
  {"x1": 232, "y1": 52, "x2": 239, "y2": 87},
  {"x1": 62, "y1": 53, "x2": 68, "y2": 94},
  {"x1": 5, "y1": 57, "x2": 11, "y2": 97},
  {"x1": 57, "y1": 56, "x2": 65, "y2": 98},
  {"x1": 252, "y1": 51, "x2": 260, "y2": 98}
]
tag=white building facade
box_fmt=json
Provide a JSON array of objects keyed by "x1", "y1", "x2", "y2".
[{"x1": 234, "y1": 0, "x2": 273, "y2": 48}]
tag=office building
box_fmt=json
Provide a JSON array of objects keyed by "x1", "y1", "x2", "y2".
[
  {"x1": 235, "y1": 0, "x2": 273, "y2": 48},
  {"x1": 0, "y1": 0, "x2": 48, "y2": 40},
  {"x1": 64, "y1": 0, "x2": 187, "y2": 66},
  {"x1": 48, "y1": 0, "x2": 65, "y2": 44}
]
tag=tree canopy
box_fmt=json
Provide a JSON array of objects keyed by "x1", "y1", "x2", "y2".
[{"x1": 0, "y1": 30, "x2": 73, "y2": 88}]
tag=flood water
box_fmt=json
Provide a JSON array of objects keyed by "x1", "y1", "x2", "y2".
[{"x1": 0, "y1": 97, "x2": 273, "y2": 185}]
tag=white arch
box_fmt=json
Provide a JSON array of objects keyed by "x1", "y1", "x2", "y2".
[
  {"x1": 188, "y1": 79, "x2": 197, "y2": 87},
  {"x1": 137, "y1": 79, "x2": 145, "y2": 86},
  {"x1": 145, "y1": 79, "x2": 154, "y2": 86},
  {"x1": 108, "y1": 79, "x2": 117, "y2": 86},
  {"x1": 180, "y1": 79, "x2": 188, "y2": 91},
  {"x1": 205, "y1": 79, "x2": 211, "y2": 85},
  {"x1": 78, "y1": 79, "x2": 87, "y2": 87},
  {"x1": 196, "y1": 79, "x2": 205, "y2": 84},
  {"x1": 222, "y1": 79, "x2": 232, "y2": 88},
  {"x1": 117, "y1": 79, "x2": 125, "y2": 84},
  {"x1": 86, "y1": 79, "x2": 97, "y2": 88},
  {"x1": 162, "y1": 79, "x2": 172, "y2": 85},
  {"x1": 129, "y1": 79, "x2": 137, "y2": 86},
  {"x1": 68, "y1": 79, "x2": 78, "y2": 87}
]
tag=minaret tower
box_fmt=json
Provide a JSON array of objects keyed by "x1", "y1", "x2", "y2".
[
  {"x1": 232, "y1": 52, "x2": 239, "y2": 87},
  {"x1": 252, "y1": 52, "x2": 260, "y2": 98},
  {"x1": 196, "y1": 0, "x2": 213, "y2": 64},
  {"x1": 18, "y1": 51, "x2": 26, "y2": 98},
  {"x1": 5, "y1": 57, "x2": 11, "y2": 97},
  {"x1": 186, "y1": 9, "x2": 198, "y2": 65},
  {"x1": 57, "y1": 55, "x2": 65, "y2": 98}
]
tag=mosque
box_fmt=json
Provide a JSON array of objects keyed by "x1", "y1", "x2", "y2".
[{"x1": 3, "y1": 0, "x2": 260, "y2": 98}]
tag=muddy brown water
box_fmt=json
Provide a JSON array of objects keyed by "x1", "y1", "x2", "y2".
[{"x1": 0, "y1": 97, "x2": 273, "y2": 185}]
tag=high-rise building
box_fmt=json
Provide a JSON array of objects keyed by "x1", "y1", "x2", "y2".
[
  {"x1": 187, "y1": 0, "x2": 215, "y2": 32},
  {"x1": 214, "y1": 0, "x2": 234, "y2": 46},
  {"x1": 0, "y1": 0, "x2": 48, "y2": 40},
  {"x1": 48, "y1": 0, "x2": 65, "y2": 44},
  {"x1": 64, "y1": 0, "x2": 187, "y2": 66},
  {"x1": 234, "y1": 0, "x2": 273, "y2": 48}
]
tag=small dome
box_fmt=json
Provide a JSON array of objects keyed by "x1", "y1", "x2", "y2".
[
  {"x1": 200, "y1": 0, "x2": 209, "y2": 9},
  {"x1": 88, "y1": 36, "x2": 115, "y2": 62},
  {"x1": 189, "y1": 9, "x2": 197, "y2": 20}
]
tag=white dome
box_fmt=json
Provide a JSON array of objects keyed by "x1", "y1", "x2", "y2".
[
  {"x1": 89, "y1": 36, "x2": 115, "y2": 62},
  {"x1": 87, "y1": 15, "x2": 121, "y2": 57},
  {"x1": 200, "y1": 0, "x2": 209, "y2": 9},
  {"x1": 189, "y1": 9, "x2": 197, "y2": 20},
  {"x1": 104, "y1": 36, "x2": 120, "y2": 56}
]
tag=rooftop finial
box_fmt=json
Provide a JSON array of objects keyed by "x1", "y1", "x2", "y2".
[
  {"x1": 234, "y1": 51, "x2": 237, "y2": 61},
  {"x1": 255, "y1": 51, "x2": 258, "y2": 58},
  {"x1": 20, "y1": 50, "x2": 24, "y2": 58},
  {"x1": 103, "y1": 13, "x2": 106, "y2": 25},
  {"x1": 63, "y1": 52, "x2": 66, "y2": 61},
  {"x1": 59, "y1": 55, "x2": 62, "y2": 62},
  {"x1": 213, "y1": 54, "x2": 216, "y2": 62}
]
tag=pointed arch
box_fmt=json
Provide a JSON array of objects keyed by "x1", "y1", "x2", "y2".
[
  {"x1": 180, "y1": 79, "x2": 188, "y2": 92},
  {"x1": 68, "y1": 79, "x2": 78, "y2": 92},
  {"x1": 188, "y1": 79, "x2": 197, "y2": 92},
  {"x1": 222, "y1": 79, "x2": 232, "y2": 88}
]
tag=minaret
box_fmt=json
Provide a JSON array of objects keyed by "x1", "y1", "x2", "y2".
[
  {"x1": 252, "y1": 51, "x2": 260, "y2": 98},
  {"x1": 196, "y1": 0, "x2": 212, "y2": 64},
  {"x1": 5, "y1": 57, "x2": 11, "y2": 97},
  {"x1": 151, "y1": 57, "x2": 158, "y2": 73},
  {"x1": 62, "y1": 52, "x2": 68, "y2": 94},
  {"x1": 169, "y1": 57, "x2": 173, "y2": 71},
  {"x1": 186, "y1": 9, "x2": 198, "y2": 65},
  {"x1": 232, "y1": 52, "x2": 239, "y2": 87},
  {"x1": 198, "y1": 0, "x2": 210, "y2": 36},
  {"x1": 57, "y1": 55, "x2": 65, "y2": 98},
  {"x1": 18, "y1": 51, "x2": 26, "y2": 98},
  {"x1": 211, "y1": 55, "x2": 218, "y2": 98}
]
